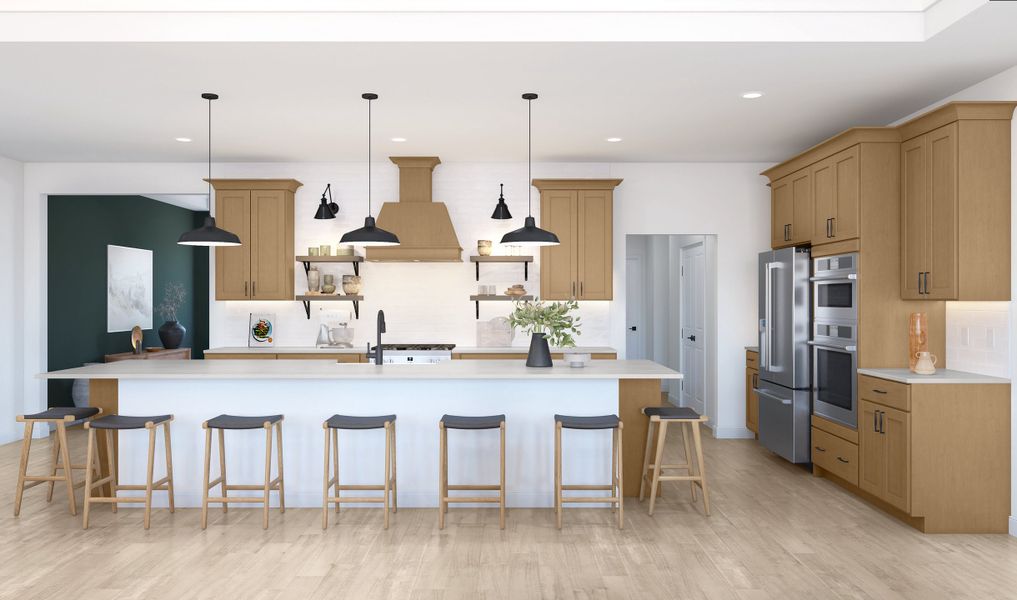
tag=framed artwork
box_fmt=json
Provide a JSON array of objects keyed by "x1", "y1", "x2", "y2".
[
  {"x1": 107, "y1": 244, "x2": 153, "y2": 333},
  {"x1": 249, "y1": 312, "x2": 276, "y2": 347}
]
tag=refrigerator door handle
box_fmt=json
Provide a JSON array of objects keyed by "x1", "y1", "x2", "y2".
[
  {"x1": 765, "y1": 262, "x2": 779, "y2": 372},
  {"x1": 755, "y1": 388, "x2": 792, "y2": 406}
]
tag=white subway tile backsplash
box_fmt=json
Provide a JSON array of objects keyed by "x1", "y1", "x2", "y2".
[{"x1": 945, "y1": 302, "x2": 1011, "y2": 378}]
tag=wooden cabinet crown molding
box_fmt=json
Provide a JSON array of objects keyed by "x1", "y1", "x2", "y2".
[
  {"x1": 531, "y1": 178, "x2": 623, "y2": 191},
  {"x1": 205, "y1": 178, "x2": 304, "y2": 192},
  {"x1": 896, "y1": 101, "x2": 1017, "y2": 142},
  {"x1": 761, "y1": 128, "x2": 900, "y2": 183}
]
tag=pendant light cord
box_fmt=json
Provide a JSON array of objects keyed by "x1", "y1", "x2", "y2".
[
  {"x1": 368, "y1": 96, "x2": 372, "y2": 217},
  {"x1": 527, "y1": 96, "x2": 532, "y2": 218},
  {"x1": 207, "y1": 96, "x2": 212, "y2": 212}
]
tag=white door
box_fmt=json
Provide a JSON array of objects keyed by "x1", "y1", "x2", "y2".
[
  {"x1": 625, "y1": 256, "x2": 645, "y2": 359},
  {"x1": 680, "y1": 243, "x2": 706, "y2": 414}
]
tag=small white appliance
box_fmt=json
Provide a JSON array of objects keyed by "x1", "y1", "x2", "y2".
[{"x1": 380, "y1": 344, "x2": 455, "y2": 364}]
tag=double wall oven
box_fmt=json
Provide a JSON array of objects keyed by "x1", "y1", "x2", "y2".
[{"x1": 809, "y1": 253, "x2": 858, "y2": 429}]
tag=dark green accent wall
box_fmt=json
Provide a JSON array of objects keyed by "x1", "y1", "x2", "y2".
[{"x1": 47, "y1": 196, "x2": 209, "y2": 407}]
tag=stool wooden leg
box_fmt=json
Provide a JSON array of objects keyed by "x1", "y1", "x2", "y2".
[
  {"x1": 56, "y1": 423, "x2": 77, "y2": 516},
  {"x1": 14, "y1": 421, "x2": 34, "y2": 517},
  {"x1": 555, "y1": 422, "x2": 563, "y2": 530},
  {"x1": 105, "y1": 430, "x2": 117, "y2": 514},
  {"x1": 263, "y1": 425, "x2": 273, "y2": 530},
  {"x1": 322, "y1": 426, "x2": 330, "y2": 530},
  {"x1": 438, "y1": 423, "x2": 446, "y2": 530},
  {"x1": 163, "y1": 422, "x2": 175, "y2": 514},
  {"x1": 332, "y1": 429, "x2": 340, "y2": 514},
  {"x1": 691, "y1": 421, "x2": 710, "y2": 516},
  {"x1": 144, "y1": 425, "x2": 156, "y2": 530},
  {"x1": 639, "y1": 420, "x2": 654, "y2": 502},
  {"x1": 617, "y1": 422, "x2": 624, "y2": 530},
  {"x1": 383, "y1": 422, "x2": 391, "y2": 530},
  {"x1": 681, "y1": 422, "x2": 697, "y2": 503},
  {"x1": 47, "y1": 430, "x2": 59, "y2": 503},
  {"x1": 217, "y1": 428, "x2": 228, "y2": 513},
  {"x1": 648, "y1": 420, "x2": 668, "y2": 516},
  {"x1": 82, "y1": 427, "x2": 95, "y2": 529},
  {"x1": 611, "y1": 424, "x2": 618, "y2": 513},
  {"x1": 391, "y1": 423, "x2": 398, "y2": 514},
  {"x1": 201, "y1": 426, "x2": 211, "y2": 530},
  {"x1": 499, "y1": 421, "x2": 506, "y2": 530},
  {"x1": 276, "y1": 422, "x2": 285, "y2": 514}
]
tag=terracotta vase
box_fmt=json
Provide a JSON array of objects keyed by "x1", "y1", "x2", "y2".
[{"x1": 908, "y1": 312, "x2": 928, "y2": 372}]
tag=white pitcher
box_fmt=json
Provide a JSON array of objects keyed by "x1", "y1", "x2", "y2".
[{"x1": 913, "y1": 351, "x2": 938, "y2": 375}]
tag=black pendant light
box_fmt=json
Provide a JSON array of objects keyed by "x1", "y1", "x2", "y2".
[
  {"x1": 178, "y1": 93, "x2": 242, "y2": 247},
  {"x1": 491, "y1": 183, "x2": 512, "y2": 219},
  {"x1": 314, "y1": 183, "x2": 339, "y2": 219},
  {"x1": 340, "y1": 93, "x2": 400, "y2": 247},
  {"x1": 500, "y1": 93, "x2": 560, "y2": 247}
]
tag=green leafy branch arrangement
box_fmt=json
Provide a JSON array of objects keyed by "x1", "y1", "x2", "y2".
[{"x1": 508, "y1": 298, "x2": 582, "y2": 348}]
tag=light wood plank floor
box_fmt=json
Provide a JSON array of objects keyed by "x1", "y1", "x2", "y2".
[{"x1": 2, "y1": 428, "x2": 1017, "y2": 600}]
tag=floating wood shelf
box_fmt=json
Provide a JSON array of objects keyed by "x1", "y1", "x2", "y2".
[
  {"x1": 469, "y1": 255, "x2": 534, "y2": 281},
  {"x1": 295, "y1": 294, "x2": 364, "y2": 320},
  {"x1": 469, "y1": 294, "x2": 532, "y2": 319},
  {"x1": 296, "y1": 255, "x2": 364, "y2": 276}
]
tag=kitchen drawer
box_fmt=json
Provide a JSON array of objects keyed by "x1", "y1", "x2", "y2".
[
  {"x1": 858, "y1": 374, "x2": 910, "y2": 412},
  {"x1": 811, "y1": 427, "x2": 859, "y2": 486},
  {"x1": 746, "y1": 350, "x2": 759, "y2": 370}
]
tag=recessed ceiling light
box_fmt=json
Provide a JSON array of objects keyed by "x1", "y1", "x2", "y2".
[
  {"x1": 391, "y1": 137, "x2": 407, "y2": 142},
  {"x1": 175, "y1": 137, "x2": 192, "y2": 142},
  {"x1": 606, "y1": 137, "x2": 622, "y2": 143},
  {"x1": 741, "y1": 91, "x2": 764, "y2": 99}
]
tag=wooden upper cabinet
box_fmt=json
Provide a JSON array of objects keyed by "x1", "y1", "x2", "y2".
[
  {"x1": 211, "y1": 179, "x2": 301, "y2": 301},
  {"x1": 812, "y1": 145, "x2": 859, "y2": 245},
  {"x1": 898, "y1": 102, "x2": 1015, "y2": 301},
  {"x1": 769, "y1": 169, "x2": 811, "y2": 249},
  {"x1": 534, "y1": 179, "x2": 621, "y2": 301}
]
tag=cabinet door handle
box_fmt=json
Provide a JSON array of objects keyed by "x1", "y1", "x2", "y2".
[
  {"x1": 580, "y1": 281, "x2": 584, "y2": 296},
  {"x1": 874, "y1": 410, "x2": 879, "y2": 432},
  {"x1": 917, "y1": 272, "x2": 923, "y2": 295},
  {"x1": 879, "y1": 411, "x2": 885, "y2": 434},
  {"x1": 836, "y1": 456, "x2": 850, "y2": 464},
  {"x1": 252, "y1": 281, "x2": 256, "y2": 297},
  {"x1": 572, "y1": 281, "x2": 576, "y2": 297},
  {"x1": 923, "y1": 271, "x2": 930, "y2": 295},
  {"x1": 872, "y1": 389, "x2": 887, "y2": 395},
  {"x1": 829, "y1": 217, "x2": 835, "y2": 237},
  {"x1": 245, "y1": 281, "x2": 248, "y2": 297},
  {"x1": 825, "y1": 218, "x2": 831, "y2": 238},
  {"x1": 752, "y1": 373, "x2": 758, "y2": 387},
  {"x1": 814, "y1": 446, "x2": 827, "y2": 452},
  {"x1": 788, "y1": 223, "x2": 793, "y2": 240}
]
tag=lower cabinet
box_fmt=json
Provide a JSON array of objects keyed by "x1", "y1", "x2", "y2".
[
  {"x1": 745, "y1": 351, "x2": 759, "y2": 435},
  {"x1": 858, "y1": 399, "x2": 910, "y2": 512},
  {"x1": 205, "y1": 353, "x2": 364, "y2": 362},
  {"x1": 811, "y1": 426, "x2": 858, "y2": 486}
]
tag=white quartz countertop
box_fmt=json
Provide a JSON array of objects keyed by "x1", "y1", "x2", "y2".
[
  {"x1": 40, "y1": 359, "x2": 679, "y2": 381},
  {"x1": 857, "y1": 368, "x2": 1010, "y2": 385},
  {"x1": 204, "y1": 346, "x2": 616, "y2": 355}
]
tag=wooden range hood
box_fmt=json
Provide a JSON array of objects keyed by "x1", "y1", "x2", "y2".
[{"x1": 366, "y1": 156, "x2": 463, "y2": 262}]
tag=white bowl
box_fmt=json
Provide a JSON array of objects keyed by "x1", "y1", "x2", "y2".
[{"x1": 563, "y1": 352, "x2": 591, "y2": 368}]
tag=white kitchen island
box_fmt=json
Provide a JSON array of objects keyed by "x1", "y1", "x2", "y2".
[{"x1": 41, "y1": 359, "x2": 681, "y2": 508}]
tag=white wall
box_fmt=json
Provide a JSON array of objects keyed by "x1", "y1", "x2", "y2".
[
  {"x1": 0, "y1": 155, "x2": 24, "y2": 444},
  {"x1": 17, "y1": 159, "x2": 769, "y2": 442},
  {"x1": 887, "y1": 63, "x2": 1017, "y2": 534}
]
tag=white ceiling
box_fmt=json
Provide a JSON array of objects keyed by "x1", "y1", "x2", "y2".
[{"x1": 0, "y1": 2, "x2": 1015, "y2": 163}]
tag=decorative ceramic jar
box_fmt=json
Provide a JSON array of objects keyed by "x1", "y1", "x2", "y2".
[
  {"x1": 342, "y1": 275, "x2": 362, "y2": 295},
  {"x1": 308, "y1": 247, "x2": 319, "y2": 256},
  {"x1": 478, "y1": 240, "x2": 493, "y2": 256},
  {"x1": 319, "y1": 244, "x2": 331, "y2": 257},
  {"x1": 307, "y1": 267, "x2": 321, "y2": 293},
  {"x1": 322, "y1": 274, "x2": 336, "y2": 294},
  {"x1": 158, "y1": 320, "x2": 186, "y2": 349}
]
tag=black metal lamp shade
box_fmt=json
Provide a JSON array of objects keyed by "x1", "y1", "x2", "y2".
[
  {"x1": 500, "y1": 216, "x2": 560, "y2": 246},
  {"x1": 314, "y1": 184, "x2": 339, "y2": 219},
  {"x1": 339, "y1": 216, "x2": 400, "y2": 246},
  {"x1": 491, "y1": 183, "x2": 512, "y2": 220},
  {"x1": 177, "y1": 215, "x2": 242, "y2": 246}
]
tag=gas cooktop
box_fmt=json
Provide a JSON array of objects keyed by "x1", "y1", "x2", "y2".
[{"x1": 380, "y1": 343, "x2": 456, "y2": 351}]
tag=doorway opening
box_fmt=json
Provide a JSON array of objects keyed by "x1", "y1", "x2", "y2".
[{"x1": 625, "y1": 234, "x2": 718, "y2": 426}]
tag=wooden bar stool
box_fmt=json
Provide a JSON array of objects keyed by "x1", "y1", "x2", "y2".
[
  {"x1": 438, "y1": 414, "x2": 506, "y2": 530},
  {"x1": 201, "y1": 414, "x2": 285, "y2": 530},
  {"x1": 322, "y1": 414, "x2": 397, "y2": 530},
  {"x1": 14, "y1": 407, "x2": 102, "y2": 516},
  {"x1": 639, "y1": 406, "x2": 710, "y2": 516},
  {"x1": 554, "y1": 414, "x2": 624, "y2": 529},
  {"x1": 82, "y1": 414, "x2": 175, "y2": 529}
]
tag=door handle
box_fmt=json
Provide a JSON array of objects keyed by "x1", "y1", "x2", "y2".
[
  {"x1": 788, "y1": 223, "x2": 793, "y2": 241},
  {"x1": 755, "y1": 388, "x2": 792, "y2": 405},
  {"x1": 871, "y1": 389, "x2": 887, "y2": 395},
  {"x1": 814, "y1": 446, "x2": 827, "y2": 452},
  {"x1": 580, "y1": 281, "x2": 584, "y2": 296},
  {"x1": 879, "y1": 411, "x2": 885, "y2": 434},
  {"x1": 918, "y1": 272, "x2": 923, "y2": 295},
  {"x1": 688, "y1": 334, "x2": 696, "y2": 342},
  {"x1": 874, "y1": 410, "x2": 879, "y2": 432},
  {"x1": 752, "y1": 373, "x2": 758, "y2": 388},
  {"x1": 245, "y1": 281, "x2": 248, "y2": 297},
  {"x1": 923, "y1": 272, "x2": 930, "y2": 295},
  {"x1": 572, "y1": 281, "x2": 576, "y2": 297},
  {"x1": 829, "y1": 217, "x2": 835, "y2": 237},
  {"x1": 252, "y1": 281, "x2": 256, "y2": 297},
  {"x1": 826, "y1": 218, "x2": 832, "y2": 238},
  {"x1": 628, "y1": 326, "x2": 637, "y2": 331},
  {"x1": 836, "y1": 456, "x2": 850, "y2": 464}
]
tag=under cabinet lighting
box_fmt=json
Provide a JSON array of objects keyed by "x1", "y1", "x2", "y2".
[
  {"x1": 175, "y1": 137, "x2": 192, "y2": 142},
  {"x1": 741, "y1": 91, "x2": 764, "y2": 99},
  {"x1": 391, "y1": 137, "x2": 407, "y2": 142}
]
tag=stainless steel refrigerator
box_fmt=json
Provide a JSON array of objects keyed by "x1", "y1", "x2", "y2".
[{"x1": 755, "y1": 246, "x2": 812, "y2": 463}]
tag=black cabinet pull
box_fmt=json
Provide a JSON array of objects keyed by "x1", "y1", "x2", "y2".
[
  {"x1": 815, "y1": 446, "x2": 827, "y2": 452},
  {"x1": 245, "y1": 281, "x2": 248, "y2": 297},
  {"x1": 872, "y1": 389, "x2": 887, "y2": 395},
  {"x1": 879, "y1": 411, "x2": 885, "y2": 434},
  {"x1": 836, "y1": 456, "x2": 850, "y2": 464},
  {"x1": 252, "y1": 281, "x2": 256, "y2": 297},
  {"x1": 874, "y1": 410, "x2": 879, "y2": 432},
  {"x1": 924, "y1": 271, "x2": 930, "y2": 294}
]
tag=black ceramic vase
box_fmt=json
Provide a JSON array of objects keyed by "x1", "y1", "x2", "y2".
[
  {"x1": 158, "y1": 320, "x2": 186, "y2": 349},
  {"x1": 526, "y1": 332, "x2": 553, "y2": 367}
]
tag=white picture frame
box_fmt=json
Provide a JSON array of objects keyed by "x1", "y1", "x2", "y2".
[{"x1": 107, "y1": 244, "x2": 153, "y2": 333}]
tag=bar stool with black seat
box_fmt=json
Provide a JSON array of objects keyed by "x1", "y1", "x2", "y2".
[
  {"x1": 201, "y1": 414, "x2": 285, "y2": 530},
  {"x1": 438, "y1": 414, "x2": 505, "y2": 530},
  {"x1": 82, "y1": 414, "x2": 175, "y2": 529},
  {"x1": 13, "y1": 407, "x2": 103, "y2": 517},
  {"x1": 554, "y1": 414, "x2": 624, "y2": 529},
  {"x1": 638, "y1": 406, "x2": 710, "y2": 516},
  {"x1": 322, "y1": 414, "x2": 397, "y2": 530}
]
